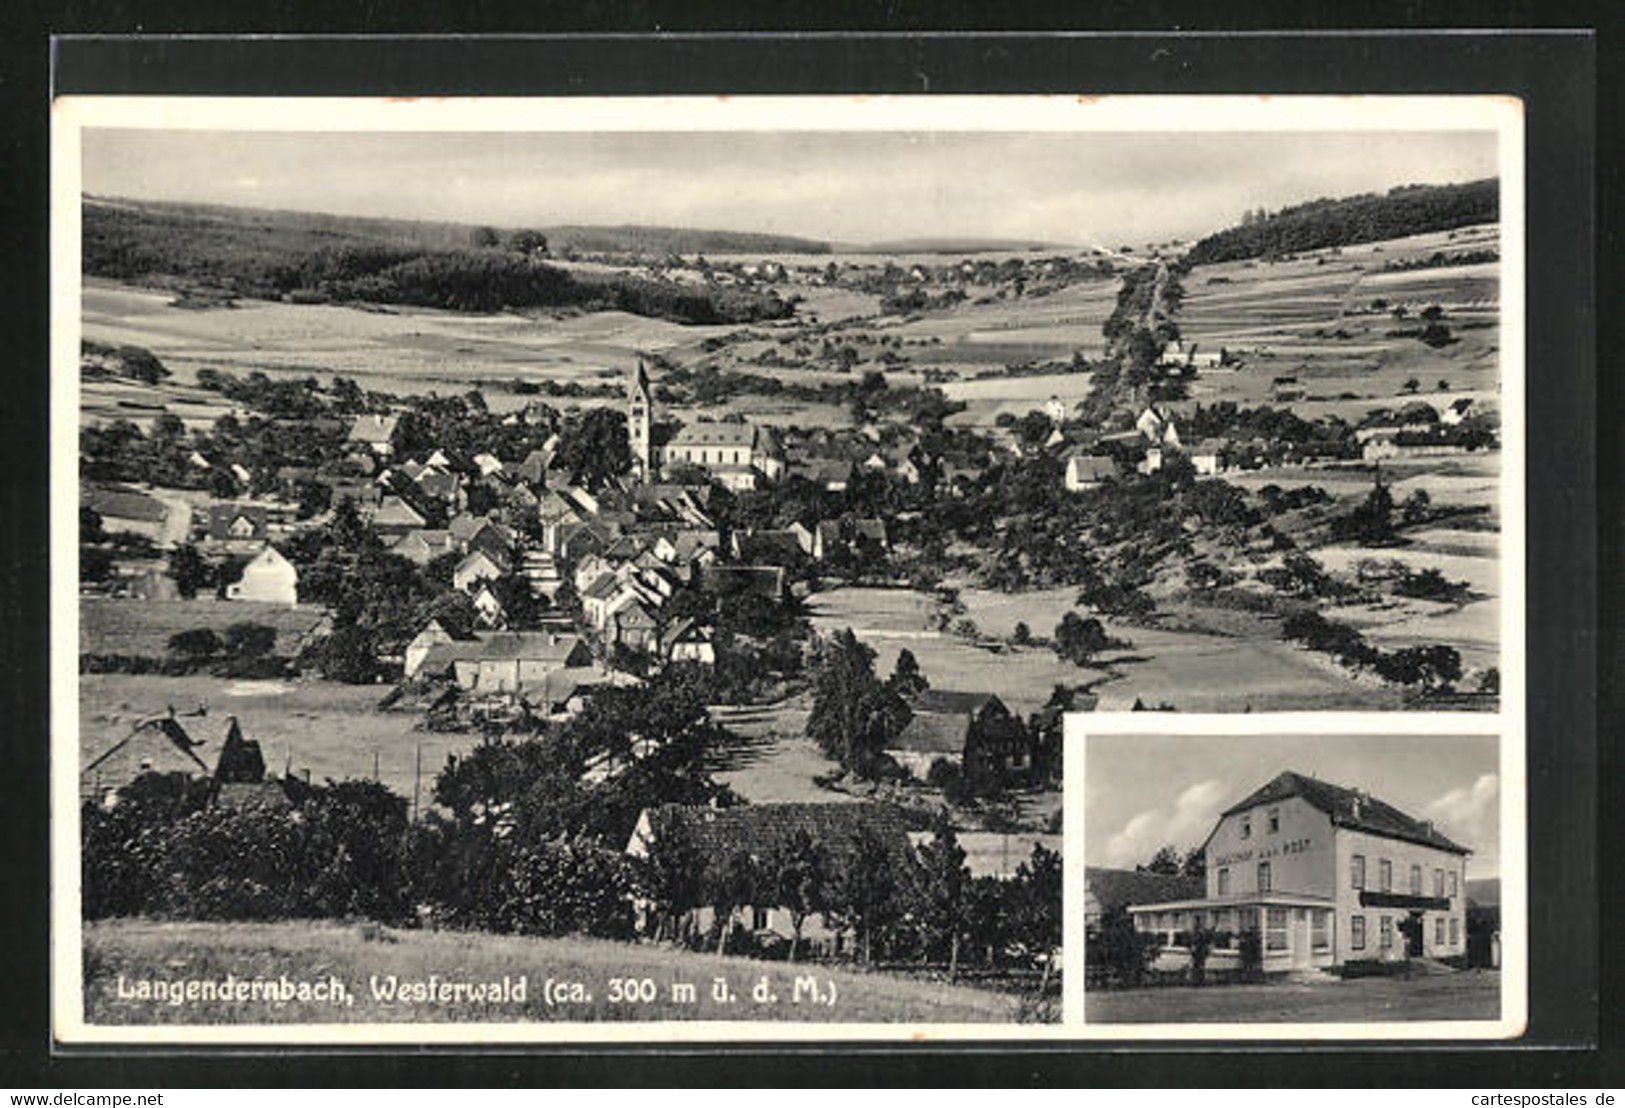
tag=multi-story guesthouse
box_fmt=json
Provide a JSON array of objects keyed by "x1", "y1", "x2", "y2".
[{"x1": 1127, "y1": 770, "x2": 1471, "y2": 972}]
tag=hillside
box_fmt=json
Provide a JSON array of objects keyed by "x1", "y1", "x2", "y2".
[
  {"x1": 82, "y1": 196, "x2": 793, "y2": 325},
  {"x1": 1185, "y1": 179, "x2": 1498, "y2": 266},
  {"x1": 543, "y1": 224, "x2": 830, "y2": 256},
  {"x1": 82, "y1": 918, "x2": 1035, "y2": 1025}
]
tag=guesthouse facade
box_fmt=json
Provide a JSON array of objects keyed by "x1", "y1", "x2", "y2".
[{"x1": 1127, "y1": 771, "x2": 1470, "y2": 973}]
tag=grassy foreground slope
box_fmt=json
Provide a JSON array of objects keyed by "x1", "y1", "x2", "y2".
[{"x1": 83, "y1": 919, "x2": 1029, "y2": 1024}]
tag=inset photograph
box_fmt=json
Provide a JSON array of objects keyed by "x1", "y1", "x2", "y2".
[{"x1": 1082, "y1": 728, "x2": 1502, "y2": 1026}]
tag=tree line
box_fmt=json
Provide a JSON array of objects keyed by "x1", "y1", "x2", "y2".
[{"x1": 1185, "y1": 179, "x2": 1499, "y2": 266}]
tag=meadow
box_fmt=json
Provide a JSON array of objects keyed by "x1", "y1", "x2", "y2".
[{"x1": 82, "y1": 918, "x2": 1030, "y2": 1024}]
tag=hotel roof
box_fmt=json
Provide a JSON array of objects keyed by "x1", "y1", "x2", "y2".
[{"x1": 1222, "y1": 770, "x2": 1470, "y2": 855}]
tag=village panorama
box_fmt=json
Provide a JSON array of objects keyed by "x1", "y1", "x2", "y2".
[{"x1": 74, "y1": 154, "x2": 1502, "y2": 1024}]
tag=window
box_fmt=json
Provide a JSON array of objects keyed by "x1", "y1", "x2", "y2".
[
  {"x1": 1380, "y1": 916, "x2": 1393, "y2": 949},
  {"x1": 1268, "y1": 806, "x2": 1280, "y2": 834},
  {"x1": 1352, "y1": 915, "x2": 1367, "y2": 951},
  {"x1": 752, "y1": 906, "x2": 770, "y2": 930},
  {"x1": 1312, "y1": 910, "x2": 1330, "y2": 950},
  {"x1": 1217, "y1": 867, "x2": 1230, "y2": 896},
  {"x1": 1450, "y1": 870, "x2": 1459, "y2": 898},
  {"x1": 1450, "y1": 918, "x2": 1460, "y2": 945},
  {"x1": 1257, "y1": 861, "x2": 1271, "y2": 892},
  {"x1": 1435, "y1": 918, "x2": 1445, "y2": 946},
  {"x1": 1266, "y1": 907, "x2": 1289, "y2": 951},
  {"x1": 1435, "y1": 868, "x2": 1445, "y2": 898},
  {"x1": 1410, "y1": 864, "x2": 1422, "y2": 895},
  {"x1": 1380, "y1": 858, "x2": 1393, "y2": 892},
  {"x1": 1240, "y1": 816, "x2": 1251, "y2": 839},
  {"x1": 1351, "y1": 854, "x2": 1366, "y2": 890}
]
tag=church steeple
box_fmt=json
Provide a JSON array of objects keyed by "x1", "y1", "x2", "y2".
[{"x1": 627, "y1": 357, "x2": 653, "y2": 482}]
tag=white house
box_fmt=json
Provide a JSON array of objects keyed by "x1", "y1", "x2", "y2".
[{"x1": 226, "y1": 546, "x2": 298, "y2": 606}]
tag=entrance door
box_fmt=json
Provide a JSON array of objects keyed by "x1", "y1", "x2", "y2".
[
  {"x1": 1404, "y1": 911, "x2": 1424, "y2": 957},
  {"x1": 1292, "y1": 909, "x2": 1311, "y2": 969}
]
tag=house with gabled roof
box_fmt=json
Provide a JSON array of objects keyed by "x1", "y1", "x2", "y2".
[
  {"x1": 453, "y1": 548, "x2": 510, "y2": 593},
  {"x1": 84, "y1": 485, "x2": 172, "y2": 544},
  {"x1": 1065, "y1": 454, "x2": 1117, "y2": 491},
  {"x1": 887, "y1": 690, "x2": 1028, "y2": 782},
  {"x1": 625, "y1": 801, "x2": 916, "y2": 956},
  {"x1": 370, "y1": 495, "x2": 428, "y2": 535},
  {"x1": 389, "y1": 529, "x2": 458, "y2": 566},
  {"x1": 224, "y1": 546, "x2": 298, "y2": 606},
  {"x1": 347, "y1": 413, "x2": 399, "y2": 455}
]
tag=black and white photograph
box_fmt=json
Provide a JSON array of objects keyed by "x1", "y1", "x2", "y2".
[
  {"x1": 52, "y1": 94, "x2": 1522, "y2": 1041},
  {"x1": 1078, "y1": 719, "x2": 1513, "y2": 1033}
]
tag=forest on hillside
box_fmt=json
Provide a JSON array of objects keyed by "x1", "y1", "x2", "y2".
[
  {"x1": 81, "y1": 199, "x2": 796, "y2": 324},
  {"x1": 1185, "y1": 179, "x2": 1498, "y2": 266}
]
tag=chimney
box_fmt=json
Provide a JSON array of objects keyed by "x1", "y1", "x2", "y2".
[{"x1": 1351, "y1": 789, "x2": 1367, "y2": 819}]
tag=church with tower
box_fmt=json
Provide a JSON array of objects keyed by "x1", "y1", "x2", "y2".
[
  {"x1": 627, "y1": 357, "x2": 654, "y2": 482},
  {"x1": 624, "y1": 357, "x2": 785, "y2": 491}
]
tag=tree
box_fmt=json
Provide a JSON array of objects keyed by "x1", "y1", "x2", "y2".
[
  {"x1": 1181, "y1": 846, "x2": 1207, "y2": 882},
  {"x1": 764, "y1": 829, "x2": 826, "y2": 963},
  {"x1": 1188, "y1": 923, "x2": 1216, "y2": 986},
  {"x1": 805, "y1": 629, "x2": 908, "y2": 778},
  {"x1": 167, "y1": 543, "x2": 213, "y2": 600},
  {"x1": 1052, "y1": 611, "x2": 1113, "y2": 667},
  {"x1": 80, "y1": 506, "x2": 107, "y2": 545},
  {"x1": 508, "y1": 229, "x2": 549, "y2": 256},
  {"x1": 824, "y1": 824, "x2": 902, "y2": 966},
  {"x1": 914, "y1": 814, "x2": 970, "y2": 978},
  {"x1": 469, "y1": 225, "x2": 501, "y2": 249},
  {"x1": 223, "y1": 622, "x2": 277, "y2": 659},
  {"x1": 709, "y1": 848, "x2": 761, "y2": 955},
  {"x1": 552, "y1": 407, "x2": 632, "y2": 491},
  {"x1": 1402, "y1": 377, "x2": 1421, "y2": 394},
  {"x1": 886, "y1": 648, "x2": 929, "y2": 700},
  {"x1": 636, "y1": 820, "x2": 707, "y2": 945},
  {"x1": 1142, "y1": 845, "x2": 1183, "y2": 876},
  {"x1": 310, "y1": 625, "x2": 381, "y2": 684}
]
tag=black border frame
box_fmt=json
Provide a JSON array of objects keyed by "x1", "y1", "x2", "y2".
[{"x1": 2, "y1": 27, "x2": 1606, "y2": 1087}]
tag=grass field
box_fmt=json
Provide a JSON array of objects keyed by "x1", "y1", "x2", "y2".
[
  {"x1": 808, "y1": 585, "x2": 1403, "y2": 712},
  {"x1": 79, "y1": 672, "x2": 471, "y2": 801},
  {"x1": 81, "y1": 596, "x2": 329, "y2": 656},
  {"x1": 1085, "y1": 969, "x2": 1501, "y2": 1024},
  {"x1": 82, "y1": 919, "x2": 1031, "y2": 1024}
]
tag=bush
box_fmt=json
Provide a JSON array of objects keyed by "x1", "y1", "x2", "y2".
[{"x1": 168, "y1": 628, "x2": 223, "y2": 658}]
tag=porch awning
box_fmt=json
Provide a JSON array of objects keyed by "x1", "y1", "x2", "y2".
[{"x1": 1359, "y1": 891, "x2": 1450, "y2": 911}]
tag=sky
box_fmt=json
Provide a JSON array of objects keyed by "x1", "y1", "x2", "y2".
[
  {"x1": 1083, "y1": 732, "x2": 1501, "y2": 878},
  {"x1": 81, "y1": 128, "x2": 1498, "y2": 248}
]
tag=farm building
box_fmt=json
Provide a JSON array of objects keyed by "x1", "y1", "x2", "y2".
[
  {"x1": 1125, "y1": 770, "x2": 1471, "y2": 973},
  {"x1": 224, "y1": 546, "x2": 298, "y2": 606},
  {"x1": 886, "y1": 690, "x2": 1028, "y2": 782},
  {"x1": 347, "y1": 413, "x2": 399, "y2": 456},
  {"x1": 660, "y1": 617, "x2": 716, "y2": 665},
  {"x1": 84, "y1": 485, "x2": 176, "y2": 545},
  {"x1": 625, "y1": 801, "x2": 916, "y2": 956},
  {"x1": 413, "y1": 629, "x2": 595, "y2": 695},
  {"x1": 812, "y1": 518, "x2": 888, "y2": 562},
  {"x1": 1065, "y1": 454, "x2": 1117, "y2": 491}
]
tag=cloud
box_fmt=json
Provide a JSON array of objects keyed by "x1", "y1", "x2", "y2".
[
  {"x1": 232, "y1": 176, "x2": 261, "y2": 189},
  {"x1": 1423, "y1": 773, "x2": 1499, "y2": 853},
  {"x1": 1102, "y1": 777, "x2": 1227, "y2": 868}
]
